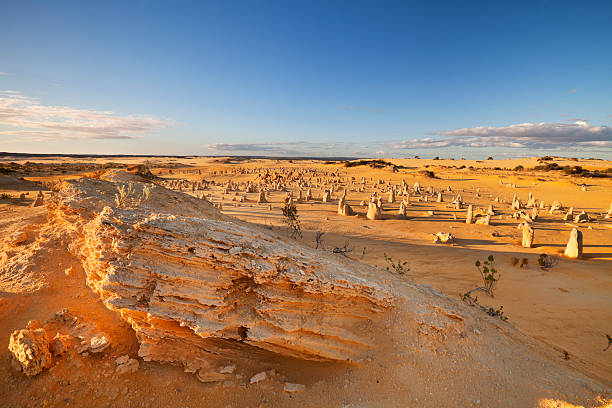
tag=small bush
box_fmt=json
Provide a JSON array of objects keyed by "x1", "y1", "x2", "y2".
[
  {"x1": 514, "y1": 165, "x2": 524, "y2": 171},
  {"x1": 461, "y1": 255, "x2": 499, "y2": 298},
  {"x1": 384, "y1": 253, "x2": 410, "y2": 275},
  {"x1": 537, "y1": 254, "x2": 558, "y2": 270},
  {"x1": 281, "y1": 201, "x2": 302, "y2": 238},
  {"x1": 344, "y1": 159, "x2": 393, "y2": 168},
  {"x1": 460, "y1": 256, "x2": 508, "y2": 320},
  {"x1": 114, "y1": 183, "x2": 151, "y2": 208}
]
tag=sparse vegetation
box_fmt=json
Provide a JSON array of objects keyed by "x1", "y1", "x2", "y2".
[
  {"x1": 418, "y1": 169, "x2": 436, "y2": 178},
  {"x1": 281, "y1": 200, "x2": 302, "y2": 238},
  {"x1": 537, "y1": 254, "x2": 558, "y2": 270},
  {"x1": 532, "y1": 162, "x2": 600, "y2": 177},
  {"x1": 460, "y1": 256, "x2": 507, "y2": 321},
  {"x1": 461, "y1": 292, "x2": 508, "y2": 321},
  {"x1": 604, "y1": 334, "x2": 612, "y2": 351},
  {"x1": 314, "y1": 231, "x2": 326, "y2": 249},
  {"x1": 383, "y1": 253, "x2": 409, "y2": 275},
  {"x1": 331, "y1": 240, "x2": 353, "y2": 257},
  {"x1": 114, "y1": 183, "x2": 151, "y2": 208},
  {"x1": 510, "y1": 257, "x2": 528, "y2": 268},
  {"x1": 1, "y1": 193, "x2": 13, "y2": 199},
  {"x1": 344, "y1": 159, "x2": 395, "y2": 169},
  {"x1": 514, "y1": 165, "x2": 524, "y2": 171},
  {"x1": 463, "y1": 255, "x2": 499, "y2": 298}
]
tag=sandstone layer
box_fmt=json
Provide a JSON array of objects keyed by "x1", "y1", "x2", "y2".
[{"x1": 49, "y1": 175, "x2": 394, "y2": 372}]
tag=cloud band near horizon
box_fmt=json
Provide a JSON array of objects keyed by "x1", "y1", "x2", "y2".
[{"x1": 0, "y1": 90, "x2": 175, "y2": 141}]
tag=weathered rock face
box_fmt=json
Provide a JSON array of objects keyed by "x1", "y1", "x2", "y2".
[
  {"x1": 49, "y1": 176, "x2": 394, "y2": 373},
  {"x1": 8, "y1": 328, "x2": 52, "y2": 376}
]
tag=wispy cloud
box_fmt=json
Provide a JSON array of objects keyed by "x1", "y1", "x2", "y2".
[
  {"x1": 568, "y1": 89, "x2": 578, "y2": 93},
  {"x1": 0, "y1": 72, "x2": 7, "y2": 76},
  {"x1": 206, "y1": 141, "x2": 367, "y2": 157},
  {"x1": 0, "y1": 90, "x2": 175, "y2": 141},
  {"x1": 337, "y1": 105, "x2": 383, "y2": 114}
]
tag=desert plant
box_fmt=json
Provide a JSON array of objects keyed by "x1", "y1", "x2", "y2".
[
  {"x1": 114, "y1": 183, "x2": 151, "y2": 208},
  {"x1": 281, "y1": 200, "x2": 302, "y2": 238},
  {"x1": 461, "y1": 292, "x2": 508, "y2": 322},
  {"x1": 537, "y1": 254, "x2": 558, "y2": 270},
  {"x1": 314, "y1": 231, "x2": 326, "y2": 249},
  {"x1": 604, "y1": 334, "x2": 612, "y2": 352},
  {"x1": 384, "y1": 253, "x2": 409, "y2": 275},
  {"x1": 1, "y1": 193, "x2": 12, "y2": 199},
  {"x1": 115, "y1": 183, "x2": 135, "y2": 208},
  {"x1": 462, "y1": 255, "x2": 499, "y2": 298},
  {"x1": 142, "y1": 184, "x2": 151, "y2": 202},
  {"x1": 331, "y1": 240, "x2": 353, "y2": 257},
  {"x1": 460, "y1": 255, "x2": 507, "y2": 321}
]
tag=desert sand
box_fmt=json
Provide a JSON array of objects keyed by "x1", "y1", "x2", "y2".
[{"x1": 0, "y1": 155, "x2": 611, "y2": 407}]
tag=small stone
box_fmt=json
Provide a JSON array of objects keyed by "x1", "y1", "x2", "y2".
[
  {"x1": 249, "y1": 371, "x2": 267, "y2": 384},
  {"x1": 219, "y1": 364, "x2": 236, "y2": 374},
  {"x1": 196, "y1": 369, "x2": 226, "y2": 382},
  {"x1": 284, "y1": 383, "x2": 306, "y2": 393},
  {"x1": 89, "y1": 335, "x2": 110, "y2": 353},
  {"x1": 11, "y1": 231, "x2": 28, "y2": 246}
]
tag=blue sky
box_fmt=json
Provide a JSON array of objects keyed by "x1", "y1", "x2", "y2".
[{"x1": 1, "y1": 1, "x2": 611, "y2": 158}]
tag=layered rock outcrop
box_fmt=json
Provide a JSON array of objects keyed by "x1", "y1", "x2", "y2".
[{"x1": 49, "y1": 175, "x2": 394, "y2": 372}]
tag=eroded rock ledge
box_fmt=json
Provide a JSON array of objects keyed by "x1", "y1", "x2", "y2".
[{"x1": 49, "y1": 176, "x2": 394, "y2": 372}]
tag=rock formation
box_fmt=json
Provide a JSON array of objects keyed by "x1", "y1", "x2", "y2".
[
  {"x1": 465, "y1": 205, "x2": 474, "y2": 224},
  {"x1": 366, "y1": 201, "x2": 382, "y2": 220},
  {"x1": 30, "y1": 191, "x2": 44, "y2": 208},
  {"x1": 398, "y1": 201, "x2": 408, "y2": 217},
  {"x1": 432, "y1": 232, "x2": 455, "y2": 244},
  {"x1": 48, "y1": 176, "x2": 394, "y2": 374},
  {"x1": 8, "y1": 328, "x2": 52, "y2": 376},
  {"x1": 521, "y1": 224, "x2": 534, "y2": 248},
  {"x1": 564, "y1": 228, "x2": 583, "y2": 259},
  {"x1": 257, "y1": 190, "x2": 267, "y2": 204}
]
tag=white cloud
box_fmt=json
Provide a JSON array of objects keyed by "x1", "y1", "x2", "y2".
[
  {"x1": 391, "y1": 121, "x2": 612, "y2": 151},
  {"x1": 0, "y1": 72, "x2": 7, "y2": 76},
  {"x1": 568, "y1": 89, "x2": 578, "y2": 93},
  {"x1": 437, "y1": 121, "x2": 611, "y2": 145},
  {"x1": 0, "y1": 90, "x2": 175, "y2": 141}
]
